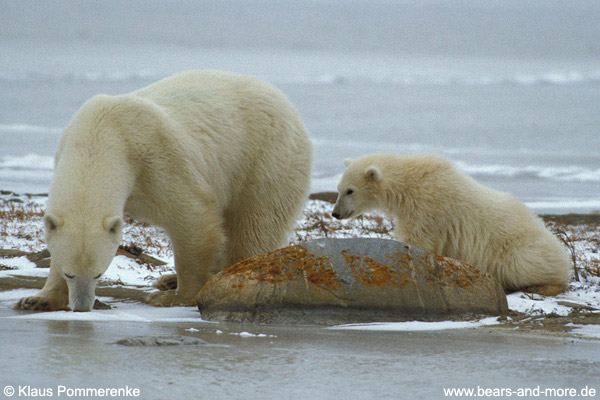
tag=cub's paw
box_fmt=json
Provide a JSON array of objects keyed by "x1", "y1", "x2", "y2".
[
  {"x1": 153, "y1": 274, "x2": 178, "y2": 291},
  {"x1": 146, "y1": 290, "x2": 195, "y2": 307},
  {"x1": 15, "y1": 295, "x2": 69, "y2": 311}
]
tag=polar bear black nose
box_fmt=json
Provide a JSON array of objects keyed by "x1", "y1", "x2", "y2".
[{"x1": 332, "y1": 212, "x2": 341, "y2": 219}]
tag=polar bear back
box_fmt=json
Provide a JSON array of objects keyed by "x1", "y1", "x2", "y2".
[{"x1": 127, "y1": 70, "x2": 311, "y2": 205}]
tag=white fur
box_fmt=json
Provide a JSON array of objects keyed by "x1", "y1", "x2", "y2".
[
  {"x1": 333, "y1": 153, "x2": 571, "y2": 295},
  {"x1": 17, "y1": 70, "x2": 312, "y2": 311}
]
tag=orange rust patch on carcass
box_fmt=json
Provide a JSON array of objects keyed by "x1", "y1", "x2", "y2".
[
  {"x1": 382, "y1": 249, "x2": 486, "y2": 289},
  {"x1": 342, "y1": 249, "x2": 413, "y2": 287},
  {"x1": 425, "y1": 254, "x2": 484, "y2": 288},
  {"x1": 220, "y1": 245, "x2": 342, "y2": 289},
  {"x1": 304, "y1": 263, "x2": 342, "y2": 288}
]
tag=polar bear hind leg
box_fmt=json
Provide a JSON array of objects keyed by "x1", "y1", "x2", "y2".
[{"x1": 147, "y1": 203, "x2": 226, "y2": 307}]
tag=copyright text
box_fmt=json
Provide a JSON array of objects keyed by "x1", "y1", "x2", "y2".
[{"x1": 3, "y1": 385, "x2": 140, "y2": 398}]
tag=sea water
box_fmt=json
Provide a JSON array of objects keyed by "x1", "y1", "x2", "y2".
[{"x1": 1, "y1": 0, "x2": 599, "y2": 213}]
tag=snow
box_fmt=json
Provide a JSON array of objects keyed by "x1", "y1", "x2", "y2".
[
  {"x1": 0, "y1": 288, "x2": 38, "y2": 302},
  {"x1": 330, "y1": 317, "x2": 501, "y2": 332},
  {"x1": 0, "y1": 256, "x2": 47, "y2": 278},
  {"x1": 566, "y1": 324, "x2": 600, "y2": 339},
  {"x1": 103, "y1": 255, "x2": 165, "y2": 286},
  {"x1": 506, "y1": 293, "x2": 573, "y2": 316},
  {"x1": 229, "y1": 332, "x2": 276, "y2": 338},
  {"x1": 504, "y1": 276, "x2": 600, "y2": 320}
]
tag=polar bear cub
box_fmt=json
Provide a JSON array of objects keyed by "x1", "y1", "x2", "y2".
[
  {"x1": 332, "y1": 153, "x2": 571, "y2": 295},
  {"x1": 17, "y1": 70, "x2": 312, "y2": 311}
]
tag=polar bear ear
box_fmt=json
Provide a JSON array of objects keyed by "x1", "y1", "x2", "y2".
[
  {"x1": 44, "y1": 213, "x2": 63, "y2": 233},
  {"x1": 344, "y1": 158, "x2": 354, "y2": 167},
  {"x1": 103, "y1": 216, "x2": 123, "y2": 235},
  {"x1": 364, "y1": 166, "x2": 382, "y2": 181}
]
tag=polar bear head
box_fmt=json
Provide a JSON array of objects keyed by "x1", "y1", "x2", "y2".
[
  {"x1": 332, "y1": 153, "x2": 457, "y2": 221},
  {"x1": 332, "y1": 156, "x2": 383, "y2": 220},
  {"x1": 45, "y1": 212, "x2": 123, "y2": 311}
]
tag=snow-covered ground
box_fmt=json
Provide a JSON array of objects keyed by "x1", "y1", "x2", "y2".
[
  {"x1": 1, "y1": 193, "x2": 599, "y2": 337},
  {"x1": 329, "y1": 317, "x2": 502, "y2": 331}
]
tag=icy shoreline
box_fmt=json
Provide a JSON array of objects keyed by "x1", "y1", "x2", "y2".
[{"x1": 1, "y1": 191, "x2": 599, "y2": 338}]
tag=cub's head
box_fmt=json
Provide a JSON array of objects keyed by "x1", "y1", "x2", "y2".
[
  {"x1": 332, "y1": 157, "x2": 383, "y2": 220},
  {"x1": 44, "y1": 212, "x2": 123, "y2": 311}
]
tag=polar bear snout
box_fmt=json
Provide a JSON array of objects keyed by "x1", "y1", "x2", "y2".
[
  {"x1": 331, "y1": 202, "x2": 353, "y2": 220},
  {"x1": 66, "y1": 276, "x2": 98, "y2": 312},
  {"x1": 331, "y1": 204, "x2": 344, "y2": 220},
  {"x1": 331, "y1": 210, "x2": 352, "y2": 220}
]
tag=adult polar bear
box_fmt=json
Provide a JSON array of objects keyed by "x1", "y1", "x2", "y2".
[
  {"x1": 332, "y1": 153, "x2": 571, "y2": 296},
  {"x1": 17, "y1": 70, "x2": 312, "y2": 312}
]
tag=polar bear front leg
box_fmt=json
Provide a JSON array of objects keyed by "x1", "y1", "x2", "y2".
[
  {"x1": 15, "y1": 261, "x2": 70, "y2": 311},
  {"x1": 147, "y1": 214, "x2": 225, "y2": 307},
  {"x1": 153, "y1": 274, "x2": 178, "y2": 291}
]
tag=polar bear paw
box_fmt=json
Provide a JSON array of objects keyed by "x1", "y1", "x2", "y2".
[
  {"x1": 146, "y1": 290, "x2": 196, "y2": 307},
  {"x1": 15, "y1": 295, "x2": 69, "y2": 311},
  {"x1": 153, "y1": 274, "x2": 178, "y2": 291}
]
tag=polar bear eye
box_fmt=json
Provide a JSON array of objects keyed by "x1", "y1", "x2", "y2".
[
  {"x1": 93, "y1": 274, "x2": 102, "y2": 280},
  {"x1": 346, "y1": 189, "x2": 354, "y2": 195},
  {"x1": 64, "y1": 273, "x2": 74, "y2": 279}
]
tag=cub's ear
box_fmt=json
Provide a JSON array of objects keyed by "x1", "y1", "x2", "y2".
[
  {"x1": 365, "y1": 166, "x2": 382, "y2": 181},
  {"x1": 44, "y1": 213, "x2": 63, "y2": 233},
  {"x1": 344, "y1": 158, "x2": 354, "y2": 167},
  {"x1": 103, "y1": 216, "x2": 123, "y2": 235}
]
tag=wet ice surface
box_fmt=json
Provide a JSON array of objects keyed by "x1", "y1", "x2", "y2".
[{"x1": 1, "y1": 309, "x2": 599, "y2": 400}]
